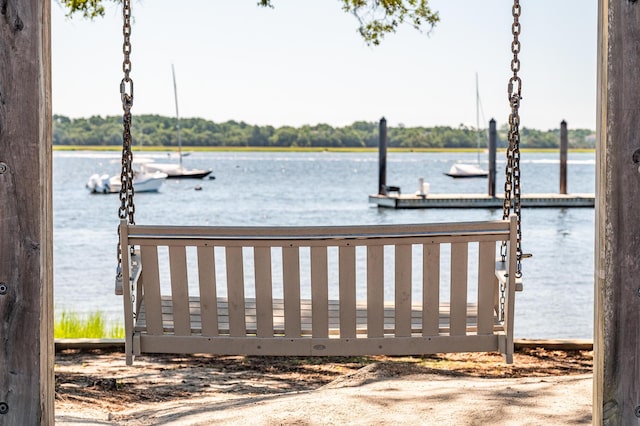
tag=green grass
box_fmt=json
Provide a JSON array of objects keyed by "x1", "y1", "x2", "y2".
[{"x1": 54, "y1": 311, "x2": 124, "y2": 339}]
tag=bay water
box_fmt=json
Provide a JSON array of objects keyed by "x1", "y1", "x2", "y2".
[{"x1": 54, "y1": 150, "x2": 595, "y2": 339}]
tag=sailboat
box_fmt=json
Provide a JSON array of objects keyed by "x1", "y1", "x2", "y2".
[
  {"x1": 143, "y1": 65, "x2": 213, "y2": 179},
  {"x1": 445, "y1": 73, "x2": 489, "y2": 178}
]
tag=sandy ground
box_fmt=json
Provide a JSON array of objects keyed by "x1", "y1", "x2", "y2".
[{"x1": 55, "y1": 348, "x2": 593, "y2": 425}]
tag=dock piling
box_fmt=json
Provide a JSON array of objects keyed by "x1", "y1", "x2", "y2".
[
  {"x1": 489, "y1": 119, "x2": 497, "y2": 197},
  {"x1": 378, "y1": 117, "x2": 387, "y2": 195},
  {"x1": 560, "y1": 120, "x2": 568, "y2": 194}
]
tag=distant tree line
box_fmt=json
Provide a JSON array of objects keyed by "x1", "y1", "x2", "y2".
[{"x1": 53, "y1": 114, "x2": 596, "y2": 149}]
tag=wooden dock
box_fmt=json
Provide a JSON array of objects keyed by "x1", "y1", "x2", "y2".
[{"x1": 369, "y1": 193, "x2": 595, "y2": 209}]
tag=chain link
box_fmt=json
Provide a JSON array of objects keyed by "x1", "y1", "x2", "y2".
[
  {"x1": 119, "y1": 112, "x2": 135, "y2": 223},
  {"x1": 498, "y1": 0, "x2": 524, "y2": 322},
  {"x1": 499, "y1": 281, "x2": 506, "y2": 323},
  {"x1": 119, "y1": 0, "x2": 135, "y2": 225},
  {"x1": 117, "y1": 0, "x2": 135, "y2": 280},
  {"x1": 502, "y1": 0, "x2": 523, "y2": 279}
]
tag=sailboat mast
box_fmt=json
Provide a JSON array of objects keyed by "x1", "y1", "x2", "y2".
[
  {"x1": 475, "y1": 72, "x2": 481, "y2": 164},
  {"x1": 172, "y1": 64, "x2": 183, "y2": 169}
]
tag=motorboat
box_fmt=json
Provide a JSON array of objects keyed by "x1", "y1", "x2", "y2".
[
  {"x1": 86, "y1": 170, "x2": 167, "y2": 194},
  {"x1": 444, "y1": 163, "x2": 488, "y2": 178}
]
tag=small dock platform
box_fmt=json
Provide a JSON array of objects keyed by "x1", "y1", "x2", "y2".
[{"x1": 369, "y1": 193, "x2": 595, "y2": 209}]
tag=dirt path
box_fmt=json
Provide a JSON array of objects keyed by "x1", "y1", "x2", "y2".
[{"x1": 55, "y1": 348, "x2": 593, "y2": 425}]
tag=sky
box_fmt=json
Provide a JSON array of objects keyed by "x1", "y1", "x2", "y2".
[{"x1": 52, "y1": 0, "x2": 598, "y2": 131}]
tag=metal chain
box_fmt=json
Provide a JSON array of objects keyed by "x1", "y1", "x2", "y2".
[
  {"x1": 119, "y1": 0, "x2": 135, "y2": 225},
  {"x1": 501, "y1": 0, "x2": 523, "y2": 278},
  {"x1": 499, "y1": 281, "x2": 506, "y2": 323},
  {"x1": 498, "y1": 0, "x2": 523, "y2": 322},
  {"x1": 117, "y1": 0, "x2": 135, "y2": 286}
]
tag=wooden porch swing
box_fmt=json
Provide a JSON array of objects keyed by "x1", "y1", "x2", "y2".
[{"x1": 115, "y1": 0, "x2": 526, "y2": 365}]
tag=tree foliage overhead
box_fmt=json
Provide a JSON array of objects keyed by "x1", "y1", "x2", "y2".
[
  {"x1": 60, "y1": 0, "x2": 439, "y2": 45},
  {"x1": 338, "y1": 0, "x2": 439, "y2": 45},
  {"x1": 59, "y1": 0, "x2": 113, "y2": 18}
]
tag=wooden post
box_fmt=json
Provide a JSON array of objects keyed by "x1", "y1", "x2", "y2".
[
  {"x1": 595, "y1": 0, "x2": 640, "y2": 423},
  {"x1": 0, "y1": 0, "x2": 54, "y2": 424},
  {"x1": 559, "y1": 120, "x2": 568, "y2": 194},
  {"x1": 488, "y1": 119, "x2": 497, "y2": 197},
  {"x1": 378, "y1": 117, "x2": 387, "y2": 195}
]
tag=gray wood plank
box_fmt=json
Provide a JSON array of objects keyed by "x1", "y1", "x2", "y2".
[
  {"x1": 127, "y1": 220, "x2": 511, "y2": 243},
  {"x1": 394, "y1": 244, "x2": 412, "y2": 337},
  {"x1": 310, "y1": 247, "x2": 329, "y2": 338},
  {"x1": 226, "y1": 247, "x2": 246, "y2": 336},
  {"x1": 477, "y1": 241, "x2": 495, "y2": 335},
  {"x1": 140, "y1": 245, "x2": 163, "y2": 335},
  {"x1": 137, "y1": 334, "x2": 501, "y2": 357},
  {"x1": 169, "y1": 246, "x2": 191, "y2": 335},
  {"x1": 254, "y1": 247, "x2": 274, "y2": 337},
  {"x1": 283, "y1": 247, "x2": 301, "y2": 337},
  {"x1": 339, "y1": 246, "x2": 357, "y2": 338},
  {"x1": 367, "y1": 245, "x2": 385, "y2": 338},
  {"x1": 0, "y1": 5, "x2": 54, "y2": 420},
  {"x1": 595, "y1": 7, "x2": 640, "y2": 419},
  {"x1": 197, "y1": 246, "x2": 218, "y2": 336},
  {"x1": 450, "y1": 242, "x2": 468, "y2": 336},
  {"x1": 423, "y1": 243, "x2": 440, "y2": 336},
  {"x1": 135, "y1": 297, "x2": 495, "y2": 336}
]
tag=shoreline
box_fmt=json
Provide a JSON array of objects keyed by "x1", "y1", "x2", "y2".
[{"x1": 53, "y1": 145, "x2": 597, "y2": 154}]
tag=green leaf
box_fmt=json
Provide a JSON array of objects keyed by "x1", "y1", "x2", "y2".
[{"x1": 62, "y1": 0, "x2": 439, "y2": 46}]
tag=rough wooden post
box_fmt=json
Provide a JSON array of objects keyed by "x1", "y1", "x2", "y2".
[
  {"x1": 488, "y1": 119, "x2": 497, "y2": 197},
  {"x1": 594, "y1": 0, "x2": 640, "y2": 423},
  {"x1": 378, "y1": 117, "x2": 387, "y2": 195},
  {"x1": 0, "y1": 0, "x2": 54, "y2": 424},
  {"x1": 559, "y1": 120, "x2": 568, "y2": 194}
]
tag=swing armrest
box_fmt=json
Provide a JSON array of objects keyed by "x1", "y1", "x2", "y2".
[
  {"x1": 115, "y1": 276, "x2": 123, "y2": 295},
  {"x1": 495, "y1": 260, "x2": 523, "y2": 292},
  {"x1": 115, "y1": 254, "x2": 142, "y2": 296},
  {"x1": 130, "y1": 255, "x2": 142, "y2": 288}
]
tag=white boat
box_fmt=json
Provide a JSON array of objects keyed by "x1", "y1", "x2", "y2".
[
  {"x1": 86, "y1": 170, "x2": 167, "y2": 194},
  {"x1": 142, "y1": 65, "x2": 213, "y2": 180},
  {"x1": 445, "y1": 73, "x2": 488, "y2": 179},
  {"x1": 143, "y1": 162, "x2": 212, "y2": 179},
  {"x1": 445, "y1": 163, "x2": 488, "y2": 178}
]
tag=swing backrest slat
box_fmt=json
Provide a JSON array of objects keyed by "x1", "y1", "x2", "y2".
[
  {"x1": 311, "y1": 246, "x2": 330, "y2": 338},
  {"x1": 140, "y1": 245, "x2": 163, "y2": 335},
  {"x1": 478, "y1": 241, "x2": 498, "y2": 335},
  {"x1": 196, "y1": 246, "x2": 218, "y2": 336}
]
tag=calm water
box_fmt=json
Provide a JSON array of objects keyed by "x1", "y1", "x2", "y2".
[{"x1": 53, "y1": 150, "x2": 595, "y2": 339}]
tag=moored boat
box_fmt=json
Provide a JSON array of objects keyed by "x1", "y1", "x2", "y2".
[
  {"x1": 86, "y1": 170, "x2": 167, "y2": 194},
  {"x1": 445, "y1": 73, "x2": 488, "y2": 179},
  {"x1": 143, "y1": 64, "x2": 213, "y2": 180},
  {"x1": 142, "y1": 162, "x2": 212, "y2": 179},
  {"x1": 444, "y1": 163, "x2": 488, "y2": 178}
]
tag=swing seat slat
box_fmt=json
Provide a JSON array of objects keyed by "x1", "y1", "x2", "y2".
[
  {"x1": 118, "y1": 216, "x2": 520, "y2": 365},
  {"x1": 133, "y1": 297, "x2": 504, "y2": 335}
]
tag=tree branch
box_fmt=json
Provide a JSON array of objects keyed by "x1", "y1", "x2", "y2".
[{"x1": 60, "y1": 0, "x2": 439, "y2": 45}]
